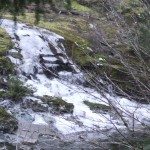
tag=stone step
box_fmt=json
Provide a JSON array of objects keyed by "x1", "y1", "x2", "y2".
[{"x1": 17, "y1": 122, "x2": 52, "y2": 144}]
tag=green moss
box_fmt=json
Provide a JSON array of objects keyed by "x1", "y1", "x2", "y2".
[
  {"x1": 63, "y1": 39, "x2": 92, "y2": 66},
  {"x1": 0, "y1": 27, "x2": 13, "y2": 56},
  {"x1": 83, "y1": 100, "x2": 110, "y2": 112},
  {"x1": 105, "y1": 27, "x2": 118, "y2": 39},
  {"x1": 5, "y1": 13, "x2": 89, "y2": 41},
  {"x1": 139, "y1": 25, "x2": 150, "y2": 50},
  {"x1": 72, "y1": 1, "x2": 92, "y2": 12},
  {"x1": 116, "y1": 0, "x2": 147, "y2": 24},
  {"x1": 11, "y1": 53, "x2": 23, "y2": 59},
  {"x1": 43, "y1": 96, "x2": 74, "y2": 114},
  {"x1": 0, "y1": 27, "x2": 14, "y2": 75}
]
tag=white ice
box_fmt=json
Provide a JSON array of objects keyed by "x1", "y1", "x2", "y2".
[{"x1": 32, "y1": 114, "x2": 48, "y2": 125}]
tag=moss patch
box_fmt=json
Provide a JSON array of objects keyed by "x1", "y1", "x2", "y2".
[
  {"x1": 42, "y1": 96, "x2": 74, "y2": 114},
  {"x1": 72, "y1": 1, "x2": 92, "y2": 12},
  {"x1": 0, "y1": 27, "x2": 13, "y2": 56},
  {"x1": 10, "y1": 53, "x2": 23, "y2": 59},
  {"x1": 0, "y1": 26, "x2": 14, "y2": 78},
  {"x1": 83, "y1": 100, "x2": 110, "y2": 112},
  {"x1": 0, "y1": 27, "x2": 14, "y2": 75}
]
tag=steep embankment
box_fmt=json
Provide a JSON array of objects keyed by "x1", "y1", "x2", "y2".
[
  {"x1": 4, "y1": 0, "x2": 150, "y2": 103},
  {"x1": 0, "y1": 0, "x2": 150, "y2": 149},
  {"x1": 0, "y1": 19, "x2": 150, "y2": 149}
]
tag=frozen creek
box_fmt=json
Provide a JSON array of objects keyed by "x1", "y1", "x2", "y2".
[{"x1": 0, "y1": 19, "x2": 150, "y2": 149}]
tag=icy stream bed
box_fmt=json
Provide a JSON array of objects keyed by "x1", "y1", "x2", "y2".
[{"x1": 1, "y1": 19, "x2": 150, "y2": 137}]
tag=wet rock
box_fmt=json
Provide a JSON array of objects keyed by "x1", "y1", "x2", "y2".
[
  {"x1": 22, "y1": 98, "x2": 48, "y2": 112},
  {"x1": 32, "y1": 103, "x2": 48, "y2": 112},
  {"x1": 39, "y1": 51, "x2": 74, "y2": 78},
  {"x1": 0, "y1": 100, "x2": 14, "y2": 109},
  {"x1": 16, "y1": 112, "x2": 34, "y2": 123},
  {"x1": 0, "y1": 109, "x2": 18, "y2": 133},
  {"x1": 17, "y1": 122, "x2": 53, "y2": 145}
]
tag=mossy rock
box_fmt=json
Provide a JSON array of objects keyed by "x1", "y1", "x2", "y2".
[
  {"x1": 42, "y1": 96, "x2": 74, "y2": 114},
  {"x1": 22, "y1": 99, "x2": 48, "y2": 112},
  {"x1": 0, "y1": 108, "x2": 18, "y2": 133},
  {"x1": 32, "y1": 101, "x2": 48, "y2": 112},
  {"x1": 83, "y1": 100, "x2": 111, "y2": 113}
]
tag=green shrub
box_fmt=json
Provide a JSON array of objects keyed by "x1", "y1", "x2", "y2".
[
  {"x1": 0, "y1": 27, "x2": 14, "y2": 56},
  {"x1": 0, "y1": 108, "x2": 12, "y2": 120},
  {"x1": 7, "y1": 77, "x2": 32, "y2": 101},
  {"x1": 0, "y1": 57, "x2": 14, "y2": 75},
  {"x1": 0, "y1": 77, "x2": 32, "y2": 102}
]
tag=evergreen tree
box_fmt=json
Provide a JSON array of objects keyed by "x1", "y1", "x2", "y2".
[{"x1": 0, "y1": 0, "x2": 72, "y2": 21}]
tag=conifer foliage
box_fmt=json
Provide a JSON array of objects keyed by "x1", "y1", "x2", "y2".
[{"x1": 0, "y1": 0, "x2": 72, "y2": 21}]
